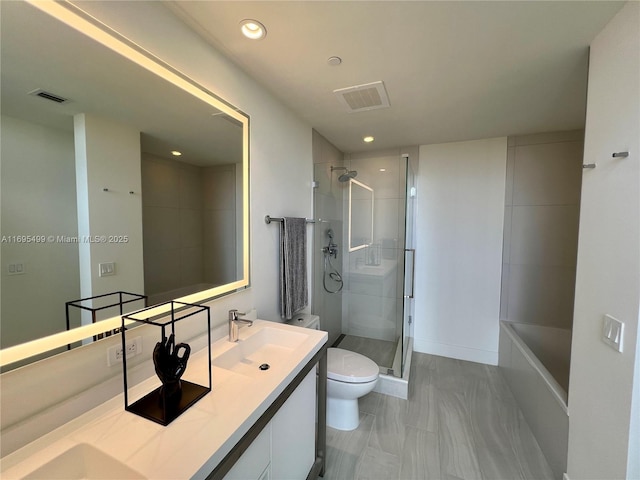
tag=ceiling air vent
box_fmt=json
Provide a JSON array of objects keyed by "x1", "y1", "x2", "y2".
[
  {"x1": 28, "y1": 89, "x2": 69, "y2": 104},
  {"x1": 333, "y1": 81, "x2": 390, "y2": 113}
]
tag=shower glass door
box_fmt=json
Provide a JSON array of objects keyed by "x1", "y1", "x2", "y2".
[
  {"x1": 402, "y1": 158, "x2": 416, "y2": 374},
  {"x1": 338, "y1": 151, "x2": 414, "y2": 378}
]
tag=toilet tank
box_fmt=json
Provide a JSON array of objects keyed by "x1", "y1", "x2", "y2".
[{"x1": 286, "y1": 314, "x2": 320, "y2": 330}]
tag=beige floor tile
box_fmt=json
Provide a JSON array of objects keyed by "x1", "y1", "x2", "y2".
[{"x1": 323, "y1": 352, "x2": 553, "y2": 480}]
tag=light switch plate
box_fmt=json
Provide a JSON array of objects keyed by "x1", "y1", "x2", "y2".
[
  {"x1": 8, "y1": 262, "x2": 25, "y2": 275},
  {"x1": 602, "y1": 314, "x2": 624, "y2": 353},
  {"x1": 99, "y1": 262, "x2": 115, "y2": 277}
]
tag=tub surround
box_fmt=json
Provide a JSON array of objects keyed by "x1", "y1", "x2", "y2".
[
  {"x1": 0, "y1": 320, "x2": 327, "y2": 479},
  {"x1": 507, "y1": 322, "x2": 572, "y2": 394},
  {"x1": 500, "y1": 130, "x2": 583, "y2": 330},
  {"x1": 497, "y1": 129, "x2": 583, "y2": 479},
  {"x1": 499, "y1": 321, "x2": 568, "y2": 480}
]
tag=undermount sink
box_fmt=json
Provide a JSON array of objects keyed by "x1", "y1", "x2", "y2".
[
  {"x1": 214, "y1": 326, "x2": 308, "y2": 378},
  {"x1": 23, "y1": 443, "x2": 144, "y2": 480}
]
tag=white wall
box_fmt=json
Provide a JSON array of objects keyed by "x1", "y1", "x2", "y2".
[
  {"x1": 567, "y1": 2, "x2": 640, "y2": 478},
  {"x1": 415, "y1": 138, "x2": 507, "y2": 365},
  {"x1": 74, "y1": 113, "x2": 144, "y2": 313},
  {"x1": 0, "y1": 116, "x2": 80, "y2": 346}
]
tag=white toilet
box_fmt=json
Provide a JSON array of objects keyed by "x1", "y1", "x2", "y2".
[{"x1": 287, "y1": 315, "x2": 379, "y2": 431}]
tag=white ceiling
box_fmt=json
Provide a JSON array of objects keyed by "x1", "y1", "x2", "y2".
[{"x1": 168, "y1": 1, "x2": 624, "y2": 154}]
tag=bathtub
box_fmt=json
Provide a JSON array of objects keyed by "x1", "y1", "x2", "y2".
[{"x1": 499, "y1": 321, "x2": 571, "y2": 480}]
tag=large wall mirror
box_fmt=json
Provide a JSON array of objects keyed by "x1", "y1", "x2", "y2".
[{"x1": 0, "y1": 1, "x2": 250, "y2": 369}]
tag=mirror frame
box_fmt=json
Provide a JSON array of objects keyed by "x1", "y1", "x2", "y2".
[
  {"x1": 0, "y1": 0, "x2": 250, "y2": 368},
  {"x1": 348, "y1": 178, "x2": 374, "y2": 252}
]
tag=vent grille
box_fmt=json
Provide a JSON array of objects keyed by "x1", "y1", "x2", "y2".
[
  {"x1": 333, "y1": 81, "x2": 390, "y2": 113},
  {"x1": 28, "y1": 89, "x2": 69, "y2": 104}
]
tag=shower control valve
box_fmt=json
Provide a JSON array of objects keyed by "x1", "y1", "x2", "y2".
[{"x1": 323, "y1": 243, "x2": 338, "y2": 259}]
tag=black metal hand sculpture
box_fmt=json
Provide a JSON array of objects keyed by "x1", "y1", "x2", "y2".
[{"x1": 153, "y1": 333, "x2": 191, "y2": 408}]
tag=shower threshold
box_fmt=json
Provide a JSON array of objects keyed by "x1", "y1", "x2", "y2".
[
  {"x1": 375, "y1": 337, "x2": 412, "y2": 400},
  {"x1": 335, "y1": 335, "x2": 412, "y2": 399}
]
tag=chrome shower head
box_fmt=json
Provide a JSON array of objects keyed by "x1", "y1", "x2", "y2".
[
  {"x1": 338, "y1": 170, "x2": 357, "y2": 182},
  {"x1": 331, "y1": 166, "x2": 357, "y2": 182}
]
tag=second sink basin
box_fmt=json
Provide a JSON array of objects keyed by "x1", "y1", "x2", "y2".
[
  {"x1": 214, "y1": 325, "x2": 308, "y2": 378},
  {"x1": 23, "y1": 443, "x2": 144, "y2": 479}
]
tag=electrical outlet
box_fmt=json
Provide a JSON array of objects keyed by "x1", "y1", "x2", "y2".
[{"x1": 107, "y1": 336, "x2": 142, "y2": 366}]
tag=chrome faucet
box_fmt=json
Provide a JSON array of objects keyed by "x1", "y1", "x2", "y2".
[{"x1": 228, "y1": 309, "x2": 253, "y2": 342}]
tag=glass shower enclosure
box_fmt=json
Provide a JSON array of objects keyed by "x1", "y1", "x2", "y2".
[{"x1": 312, "y1": 149, "x2": 416, "y2": 379}]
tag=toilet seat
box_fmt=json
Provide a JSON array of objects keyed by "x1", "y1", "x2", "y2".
[{"x1": 327, "y1": 348, "x2": 378, "y2": 384}]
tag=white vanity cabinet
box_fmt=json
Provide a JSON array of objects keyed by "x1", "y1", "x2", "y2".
[
  {"x1": 271, "y1": 368, "x2": 316, "y2": 479},
  {"x1": 224, "y1": 369, "x2": 317, "y2": 480},
  {"x1": 223, "y1": 426, "x2": 271, "y2": 480}
]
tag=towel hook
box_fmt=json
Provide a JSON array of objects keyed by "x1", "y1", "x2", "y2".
[{"x1": 612, "y1": 152, "x2": 629, "y2": 158}]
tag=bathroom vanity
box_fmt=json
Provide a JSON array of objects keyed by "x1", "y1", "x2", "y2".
[{"x1": 0, "y1": 321, "x2": 327, "y2": 479}]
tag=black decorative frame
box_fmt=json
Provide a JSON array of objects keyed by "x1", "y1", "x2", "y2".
[
  {"x1": 65, "y1": 291, "x2": 147, "y2": 345},
  {"x1": 121, "y1": 301, "x2": 212, "y2": 426}
]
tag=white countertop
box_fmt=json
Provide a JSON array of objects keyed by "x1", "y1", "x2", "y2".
[{"x1": 0, "y1": 320, "x2": 327, "y2": 479}]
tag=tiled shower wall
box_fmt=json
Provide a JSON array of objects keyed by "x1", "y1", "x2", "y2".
[
  {"x1": 500, "y1": 130, "x2": 584, "y2": 329},
  {"x1": 312, "y1": 130, "x2": 345, "y2": 346},
  {"x1": 142, "y1": 154, "x2": 238, "y2": 304}
]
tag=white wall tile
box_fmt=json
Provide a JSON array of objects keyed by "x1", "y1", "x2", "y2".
[
  {"x1": 179, "y1": 208, "x2": 203, "y2": 248},
  {"x1": 141, "y1": 156, "x2": 180, "y2": 208},
  {"x1": 510, "y1": 205, "x2": 580, "y2": 267},
  {"x1": 506, "y1": 264, "x2": 576, "y2": 328},
  {"x1": 505, "y1": 147, "x2": 516, "y2": 206},
  {"x1": 514, "y1": 130, "x2": 584, "y2": 147},
  {"x1": 143, "y1": 206, "x2": 180, "y2": 251},
  {"x1": 179, "y1": 165, "x2": 203, "y2": 210},
  {"x1": 512, "y1": 141, "x2": 583, "y2": 206},
  {"x1": 503, "y1": 206, "x2": 512, "y2": 264}
]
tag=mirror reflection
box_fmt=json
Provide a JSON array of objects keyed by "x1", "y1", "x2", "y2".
[
  {"x1": 0, "y1": 1, "x2": 249, "y2": 365},
  {"x1": 348, "y1": 179, "x2": 374, "y2": 252}
]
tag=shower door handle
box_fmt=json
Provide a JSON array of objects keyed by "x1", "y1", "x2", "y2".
[{"x1": 404, "y1": 248, "x2": 415, "y2": 299}]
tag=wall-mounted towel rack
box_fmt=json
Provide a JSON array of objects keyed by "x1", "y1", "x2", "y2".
[{"x1": 265, "y1": 215, "x2": 315, "y2": 224}]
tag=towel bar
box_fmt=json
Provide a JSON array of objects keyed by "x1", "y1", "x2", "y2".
[{"x1": 265, "y1": 215, "x2": 315, "y2": 224}]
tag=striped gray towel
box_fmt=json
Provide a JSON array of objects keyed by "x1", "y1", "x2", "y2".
[{"x1": 279, "y1": 217, "x2": 308, "y2": 319}]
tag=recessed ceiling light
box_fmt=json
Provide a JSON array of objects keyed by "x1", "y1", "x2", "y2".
[
  {"x1": 363, "y1": 136, "x2": 375, "y2": 143},
  {"x1": 171, "y1": 150, "x2": 182, "y2": 156},
  {"x1": 240, "y1": 19, "x2": 266, "y2": 40},
  {"x1": 379, "y1": 168, "x2": 386, "y2": 172}
]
